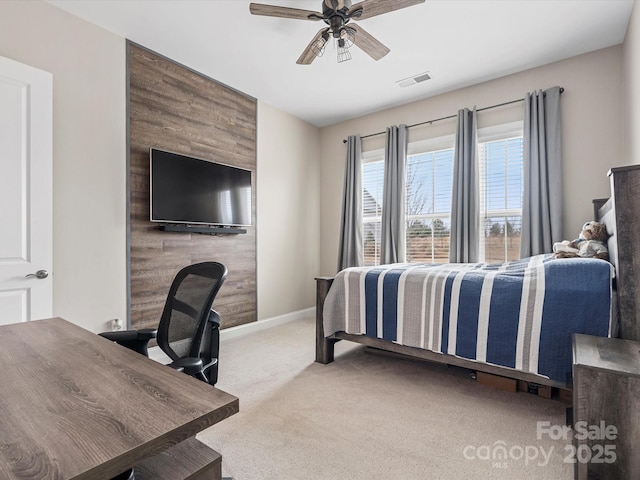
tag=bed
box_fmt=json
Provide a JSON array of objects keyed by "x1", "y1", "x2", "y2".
[{"x1": 316, "y1": 165, "x2": 640, "y2": 389}]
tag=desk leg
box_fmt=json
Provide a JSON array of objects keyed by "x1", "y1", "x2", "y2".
[{"x1": 135, "y1": 437, "x2": 222, "y2": 480}]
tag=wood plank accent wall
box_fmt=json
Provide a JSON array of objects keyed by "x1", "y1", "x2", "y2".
[{"x1": 128, "y1": 42, "x2": 257, "y2": 330}]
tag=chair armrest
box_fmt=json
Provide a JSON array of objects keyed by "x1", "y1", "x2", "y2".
[
  {"x1": 99, "y1": 329, "x2": 157, "y2": 356},
  {"x1": 99, "y1": 329, "x2": 157, "y2": 342},
  {"x1": 208, "y1": 310, "x2": 221, "y2": 328},
  {"x1": 169, "y1": 356, "x2": 204, "y2": 376}
]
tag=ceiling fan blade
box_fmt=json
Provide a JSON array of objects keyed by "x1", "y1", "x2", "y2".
[
  {"x1": 348, "y1": 24, "x2": 390, "y2": 61},
  {"x1": 296, "y1": 28, "x2": 330, "y2": 65},
  {"x1": 249, "y1": 3, "x2": 322, "y2": 21},
  {"x1": 349, "y1": 0, "x2": 425, "y2": 20}
]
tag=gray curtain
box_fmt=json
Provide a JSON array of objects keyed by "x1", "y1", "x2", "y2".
[
  {"x1": 449, "y1": 108, "x2": 479, "y2": 263},
  {"x1": 337, "y1": 135, "x2": 363, "y2": 271},
  {"x1": 380, "y1": 125, "x2": 408, "y2": 264},
  {"x1": 520, "y1": 86, "x2": 563, "y2": 257}
]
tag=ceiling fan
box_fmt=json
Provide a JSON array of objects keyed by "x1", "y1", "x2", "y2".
[{"x1": 249, "y1": 0, "x2": 426, "y2": 64}]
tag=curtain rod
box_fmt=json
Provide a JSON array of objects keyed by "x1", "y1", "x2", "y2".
[{"x1": 342, "y1": 87, "x2": 564, "y2": 143}]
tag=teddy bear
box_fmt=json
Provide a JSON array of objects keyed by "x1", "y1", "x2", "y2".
[{"x1": 552, "y1": 221, "x2": 609, "y2": 260}]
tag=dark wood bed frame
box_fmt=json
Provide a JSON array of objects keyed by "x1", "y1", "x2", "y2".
[{"x1": 316, "y1": 165, "x2": 640, "y2": 389}]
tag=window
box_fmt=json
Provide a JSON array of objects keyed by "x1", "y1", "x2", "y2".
[
  {"x1": 362, "y1": 125, "x2": 523, "y2": 266},
  {"x1": 406, "y1": 149, "x2": 453, "y2": 263},
  {"x1": 362, "y1": 159, "x2": 384, "y2": 266},
  {"x1": 479, "y1": 136, "x2": 524, "y2": 263},
  {"x1": 362, "y1": 147, "x2": 454, "y2": 267}
]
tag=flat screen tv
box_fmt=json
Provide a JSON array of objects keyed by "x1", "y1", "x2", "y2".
[{"x1": 150, "y1": 148, "x2": 252, "y2": 227}]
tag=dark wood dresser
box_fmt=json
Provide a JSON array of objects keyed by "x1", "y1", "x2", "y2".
[{"x1": 573, "y1": 333, "x2": 640, "y2": 479}]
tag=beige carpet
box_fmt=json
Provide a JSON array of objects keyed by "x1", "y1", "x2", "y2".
[{"x1": 198, "y1": 316, "x2": 572, "y2": 480}]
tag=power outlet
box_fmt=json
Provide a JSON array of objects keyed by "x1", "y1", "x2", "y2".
[{"x1": 111, "y1": 318, "x2": 122, "y2": 331}]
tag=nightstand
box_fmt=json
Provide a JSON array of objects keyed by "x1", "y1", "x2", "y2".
[{"x1": 572, "y1": 334, "x2": 640, "y2": 479}]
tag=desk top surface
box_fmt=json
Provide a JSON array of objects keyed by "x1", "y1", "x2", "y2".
[{"x1": 0, "y1": 317, "x2": 239, "y2": 480}]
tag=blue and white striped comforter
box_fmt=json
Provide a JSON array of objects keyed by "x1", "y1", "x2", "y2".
[{"x1": 323, "y1": 254, "x2": 615, "y2": 383}]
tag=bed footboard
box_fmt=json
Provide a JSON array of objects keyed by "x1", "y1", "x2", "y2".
[{"x1": 315, "y1": 277, "x2": 337, "y2": 363}]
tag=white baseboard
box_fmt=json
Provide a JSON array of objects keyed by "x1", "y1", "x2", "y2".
[
  {"x1": 148, "y1": 307, "x2": 315, "y2": 363},
  {"x1": 221, "y1": 307, "x2": 315, "y2": 341}
]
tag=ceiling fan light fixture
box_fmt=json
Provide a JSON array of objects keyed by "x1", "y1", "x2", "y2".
[
  {"x1": 339, "y1": 27, "x2": 355, "y2": 48},
  {"x1": 311, "y1": 32, "x2": 329, "y2": 57},
  {"x1": 337, "y1": 39, "x2": 352, "y2": 63},
  {"x1": 335, "y1": 26, "x2": 354, "y2": 63}
]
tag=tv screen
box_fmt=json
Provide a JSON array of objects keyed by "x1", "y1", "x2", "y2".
[{"x1": 150, "y1": 149, "x2": 252, "y2": 227}]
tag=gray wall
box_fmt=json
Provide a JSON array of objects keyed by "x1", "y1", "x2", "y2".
[
  {"x1": 0, "y1": 1, "x2": 127, "y2": 332},
  {"x1": 0, "y1": 1, "x2": 321, "y2": 331},
  {"x1": 319, "y1": 46, "x2": 626, "y2": 276}
]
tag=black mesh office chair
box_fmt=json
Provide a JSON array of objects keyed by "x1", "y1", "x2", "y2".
[{"x1": 100, "y1": 262, "x2": 227, "y2": 385}]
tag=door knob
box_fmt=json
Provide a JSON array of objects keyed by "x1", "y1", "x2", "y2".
[{"x1": 26, "y1": 270, "x2": 48, "y2": 279}]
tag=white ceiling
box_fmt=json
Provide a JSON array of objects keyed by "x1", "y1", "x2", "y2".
[{"x1": 47, "y1": 0, "x2": 634, "y2": 127}]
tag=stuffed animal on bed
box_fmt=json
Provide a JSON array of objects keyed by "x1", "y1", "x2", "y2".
[{"x1": 552, "y1": 221, "x2": 609, "y2": 260}]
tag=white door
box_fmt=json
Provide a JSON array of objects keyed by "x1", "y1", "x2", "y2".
[{"x1": 0, "y1": 56, "x2": 52, "y2": 325}]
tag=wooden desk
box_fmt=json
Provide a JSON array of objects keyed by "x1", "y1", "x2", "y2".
[{"x1": 0, "y1": 317, "x2": 239, "y2": 480}]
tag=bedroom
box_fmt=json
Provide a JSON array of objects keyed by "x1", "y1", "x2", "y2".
[{"x1": 0, "y1": 0, "x2": 639, "y2": 479}]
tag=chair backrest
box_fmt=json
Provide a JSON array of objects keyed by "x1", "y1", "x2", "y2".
[{"x1": 157, "y1": 262, "x2": 227, "y2": 362}]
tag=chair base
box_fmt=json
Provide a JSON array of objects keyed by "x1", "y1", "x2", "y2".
[{"x1": 111, "y1": 467, "x2": 135, "y2": 480}]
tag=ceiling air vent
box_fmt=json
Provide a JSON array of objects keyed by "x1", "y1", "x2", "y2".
[{"x1": 396, "y1": 72, "x2": 431, "y2": 88}]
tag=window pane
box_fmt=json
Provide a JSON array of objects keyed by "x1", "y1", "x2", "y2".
[
  {"x1": 406, "y1": 149, "x2": 454, "y2": 216},
  {"x1": 362, "y1": 159, "x2": 384, "y2": 266},
  {"x1": 363, "y1": 221, "x2": 381, "y2": 266},
  {"x1": 480, "y1": 136, "x2": 523, "y2": 263},
  {"x1": 406, "y1": 148, "x2": 453, "y2": 263},
  {"x1": 363, "y1": 160, "x2": 384, "y2": 218},
  {"x1": 483, "y1": 216, "x2": 522, "y2": 263},
  {"x1": 407, "y1": 217, "x2": 451, "y2": 263},
  {"x1": 505, "y1": 215, "x2": 521, "y2": 262}
]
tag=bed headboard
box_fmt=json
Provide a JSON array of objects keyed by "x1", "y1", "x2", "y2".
[
  {"x1": 596, "y1": 198, "x2": 619, "y2": 279},
  {"x1": 596, "y1": 165, "x2": 640, "y2": 341}
]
